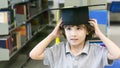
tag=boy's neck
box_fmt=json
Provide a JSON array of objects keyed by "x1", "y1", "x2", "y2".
[{"x1": 70, "y1": 42, "x2": 85, "y2": 56}]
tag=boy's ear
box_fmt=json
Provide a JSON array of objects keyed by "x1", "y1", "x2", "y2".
[
  {"x1": 86, "y1": 32, "x2": 89, "y2": 35},
  {"x1": 86, "y1": 31, "x2": 89, "y2": 35}
]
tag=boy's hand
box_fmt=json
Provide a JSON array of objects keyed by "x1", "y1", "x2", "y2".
[
  {"x1": 89, "y1": 19, "x2": 103, "y2": 37},
  {"x1": 50, "y1": 18, "x2": 63, "y2": 38}
]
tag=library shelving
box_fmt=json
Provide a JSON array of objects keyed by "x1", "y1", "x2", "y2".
[{"x1": 0, "y1": 0, "x2": 49, "y2": 61}]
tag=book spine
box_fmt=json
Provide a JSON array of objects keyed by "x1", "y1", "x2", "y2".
[{"x1": 6, "y1": 39, "x2": 9, "y2": 49}]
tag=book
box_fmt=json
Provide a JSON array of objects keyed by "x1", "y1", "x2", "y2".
[
  {"x1": 0, "y1": 12, "x2": 8, "y2": 23},
  {"x1": 14, "y1": 25, "x2": 27, "y2": 36},
  {"x1": 0, "y1": 11, "x2": 11, "y2": 24},
  {"x1": 26, "y1": 22, "x2": 32, "y2": 40},
  {"x1": 16, "y1": 32, "x2": 21, "y2": 49},
  {"x1": 0, "y1": 48, "x2": 9, "y2": 61},
  {"x1": 14, "y1": 5, "x2": 27, "y2": 27},
  {"x1": 0, "y1": 0, "x2": 9, "y2": 9},
  {"x1": 0, "y1": 36, "x2": 10, "y2": 49},
  {"x1": 9, "y1": 33, "x2": 17, "y2": 54},
  {"x1": 0, "y1": 23, "x2": 9, "y2": 35},
  {"x1": 110, "y1": 1, "x2": 120, "y2": 13},
  {"x1": 0, "y1": 35, "x2": 15, "y2": 54},
  {"x1": 0, "y1": 11, "x2": 12, "y2": 35},
  {"x1": 13, "y1": 25, "x2": 27, "y2": 46}
]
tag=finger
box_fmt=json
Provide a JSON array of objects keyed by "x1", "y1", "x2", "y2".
[
  {"x1": 89, "y1": 19, "x2": 97, "y2": 23},
  {"x1": 88, "y1": 21, "x2": 94, "y2": 26},
  {"x1": 58, "y1": 18, "x2": 63, "y2": 24}
]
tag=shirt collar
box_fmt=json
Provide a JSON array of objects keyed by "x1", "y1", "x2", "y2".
[
  {"x1": 66, "y1": 42, "x2": 71, "y2": 53},
  {"x1": 81, "y1": 41, "x2": 90, "y2": 55},
  {"x1": 65, "y1": 41, "x2": 90, "y2": 55}
]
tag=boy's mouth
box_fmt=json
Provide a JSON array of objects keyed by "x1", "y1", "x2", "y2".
[{"x1": 70, "y1": 39, "x2": 78, "y2": 41}]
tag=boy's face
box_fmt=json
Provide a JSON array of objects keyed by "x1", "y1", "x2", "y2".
[{"x1": 64, "y1": 25, "x2": 88, "y2": 46}]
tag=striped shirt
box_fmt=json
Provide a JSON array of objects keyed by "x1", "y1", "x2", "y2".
[{"x1": 43, "y1": 41, "x2": 109, "y2": 68}]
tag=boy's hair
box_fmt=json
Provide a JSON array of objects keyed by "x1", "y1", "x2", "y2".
[{"x1": 61, "y1": 24, "x2": 95, "y2": 41}]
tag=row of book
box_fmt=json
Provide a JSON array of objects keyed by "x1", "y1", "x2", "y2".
[
  {"x1": 0, "y1": 0, "x2": 49, "y2": 35},
  {"x1": 0, "y1": 4, "x2": 28, "y2": 35},
  {"x1": 0, "y1": 0, "x2": 49, "y2": 59},
  {"x1": 0, "y1": 25, "x2": 27, "y2": 54}
]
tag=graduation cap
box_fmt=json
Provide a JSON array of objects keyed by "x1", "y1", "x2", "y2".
[
  {"x1": 61, "y1": 6, "x2": 89, "y2": 25},
  {"x1": 50, "y1": 4, "x2": 106, "y2": 25}
]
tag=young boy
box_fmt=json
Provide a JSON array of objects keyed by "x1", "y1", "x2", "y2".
[{"x1": 29, "y1": 6, "x2": 120, "y2": 68}]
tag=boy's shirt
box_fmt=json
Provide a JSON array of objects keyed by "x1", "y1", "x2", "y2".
[{"x1": 44, "y1": 41, "x2": 109, "y2": 68}]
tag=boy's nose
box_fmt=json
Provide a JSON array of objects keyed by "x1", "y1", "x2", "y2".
[{"x1": 71, "y1": 30, "x2": 77, "y2": 36}]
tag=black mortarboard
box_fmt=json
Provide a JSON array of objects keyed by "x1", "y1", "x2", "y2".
[
  {"x1": 49, "y1": 4, "x2": 106, "y2": 25},
  {"x1": 61, "y1": 6, "x2": 89, "y2": 25}
]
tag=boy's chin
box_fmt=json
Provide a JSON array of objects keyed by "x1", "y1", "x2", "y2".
[{"x1": 69, "y1": 43, "x2": 79, "y2": 46}]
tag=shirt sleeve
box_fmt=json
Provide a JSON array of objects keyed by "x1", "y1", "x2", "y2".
[
  {"x1": 102, "y1": 47, "x2": 109, "y2": 66},
  {"x1": 43, "y1": 42, "x2": 65, "y2": 67},
  {"x1": 43, "y1": 48, "x2": 54, "y2": 65}
]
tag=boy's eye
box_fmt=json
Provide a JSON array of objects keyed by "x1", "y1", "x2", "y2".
[
  {"x1": 77, "y1": 27, "x2": 82, "y2": 30},
  {"x1": 77, "y1": 27, "x2": 80, "y2": 30},
  {"x1": 66, "y1": 27, "x2": 71, "y2": 30}
]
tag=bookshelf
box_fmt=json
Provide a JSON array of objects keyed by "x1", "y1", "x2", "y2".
[{"x1": 0, "y1": 0, "x2": 49, "y2": 61}]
